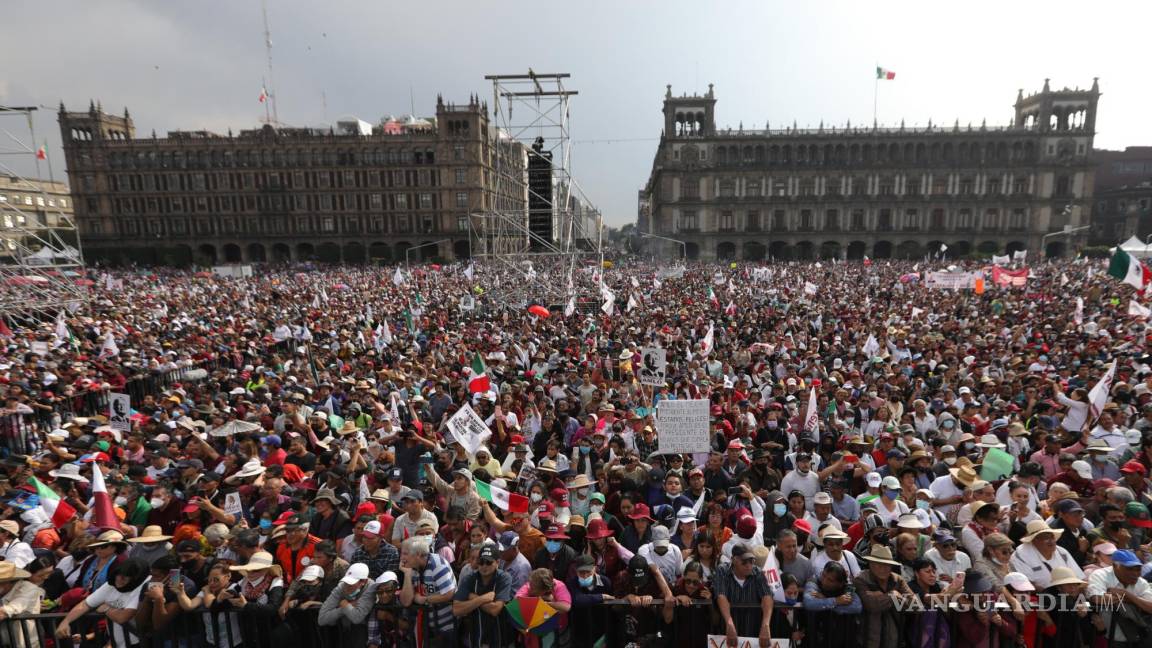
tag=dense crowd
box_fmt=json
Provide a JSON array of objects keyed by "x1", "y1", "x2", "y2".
[{"x1": 0, "y1": 257, "x2": 1148, "y2": 648}]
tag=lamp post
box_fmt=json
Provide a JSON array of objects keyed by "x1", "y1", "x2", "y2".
[
  {"x1": 639, "y1": 232, "x2": 687, "y2": 259},
  {"x1": 405, "y1": 239, "x2": 450, "y2": 266}
]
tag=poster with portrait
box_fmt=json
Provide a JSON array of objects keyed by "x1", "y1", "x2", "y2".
[
  {"x1": 638, "y1": 347, "x2": 667, "y2": 387},
  {"x1": 108, "y1": 392, "x2": 132, "y2": 432}
]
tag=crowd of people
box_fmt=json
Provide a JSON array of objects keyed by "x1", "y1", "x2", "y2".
[{"x1": 0, "y1": 257, "x2": 1147, "y2": 648}]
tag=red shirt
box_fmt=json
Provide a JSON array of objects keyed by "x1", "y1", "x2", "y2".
[{"x1": 264, "y1": 448, "x2": 287, "y2": 467}]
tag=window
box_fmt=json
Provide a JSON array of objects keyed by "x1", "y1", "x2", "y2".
[
  {"x1": 1013, "y1": 178, "x2": 1029, "y2": 194},
  {"x1": 983, "y1": 209, "x2": 999, "y2": 230},
  {"x1": 799, "y1": 179, "x2": 815, "y2": 196},
  {"x1": 825, "y1": 209, "x2": 839, "y2": 231},
  {"x1": 746, "y1": 180, "x2": 760, "y2": 196},
  {"x1": 1055, "y1": 175, "x2": 1072, "y2": 197},
  {"x1": 421, "y1": 214, "x2": 435, "y2": 233},
  {"x1": 456, "y1": 192, "x2": 468, "y2": 208},
  {"x1": 371, "y1": 194, "x2": 382, "y2": 209},
  {"x1": 931, "y1": 209, "x2": 946, "y2": 229},
  {"x1": 453, "y1": 144, "x2": 465, "y2": 161},
  {"x1": 719, "y1": 180, "x2": 735, "y2": 198},
  {"x1": 395, "y1": 194, "x2": 408, "y2": 209},
  {"x1": 772, "y1": 209, "x2": 787, "y2": 230},
  {"x1": 904, "y1": 209, "x2": 918, "y2": 231},
  {"x1": 321, "y1": 217, "x2": 335, "y2": 233},
  {"x1": 678, "y1": 210, "x2": 699, "y2": 231},
  {"x1": 878, "y1": 178, "x2": 895, "y2": 196},
  {"x1": 959, "y1": 177, "x2": 975, "y2": 195},
  {"x1": 932, "y1": 177, "x2": 948, "y2": 195},
  {"x1": 456, "y1": 214, "x2": 470, "y2": 232},
  {"x1": 719, "y1": 210, "x2": 734, "y2": 231},
  {"x1": 799, "y1": 209, "x2": 813, "y2": 230},
  {"x1": 419, "y1": 193, "x2": 433, "y2": 209},
  {"x1": 851, "y1": 178, "x2": 866, "y2": 196},
  {"x1": 957, "y1": 209, "x2": 973, "y2": 230},
  {"x1": 320, "y1": 195, "x2": 332, "y2": 211},
  {"x1": 877, "y1": 209, "x2": 892, "y2": 231},
  {"x1": 826, "y1": 177, "x2": 841, "y2": 196},
  {"x1": 986, "y1": 178, "x2": 1001, "y2": 195},
  {"x1": 455, "y1": 169, "x2": 467, "y2": 185},
  {"x1": 681, "y1": 178, "x2": 700, "y2": 199},
  {"x1": 1010, "y1": 208, "x2": 1027, "y2": 230},
  {"x1": 747, "y1": 210, "x2": 761, "y2": 231},
  {"x1": 851, "y1": 209, "x2": 865, "y2": 230}
]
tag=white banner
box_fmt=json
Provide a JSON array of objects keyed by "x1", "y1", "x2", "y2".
[
  {"x1": 923, "y1": 271, "x2": 980, "y2": 290},
  {"x1": 445, "y1": 404, "x2": 492, "y2": 456},
  {"x1": 108, "y1": 392, "x2": 132, "y2": 432},
  {"x1": 991, "y1": 254, "x2": 1011, "y2": 265},
  {"x1": 638, "y1": 347, "x2": 667, "y2": 387},
  {"x1": 707, "y1": 637, "x2": 789, "y2": 648},
  {"x1": 655, "y1": 399, "x2": 711, "y2": 455},
  {"x1": 459, "y1": 295, "x2": 475, "y2": 311}
]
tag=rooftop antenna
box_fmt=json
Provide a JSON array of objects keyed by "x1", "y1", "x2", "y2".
[
  {"x1": 261, "y1": 0, "x2": 279, "y2": 124},
  {"x1": 409, "y1": 83, "x2": 415, "y2": 117}
]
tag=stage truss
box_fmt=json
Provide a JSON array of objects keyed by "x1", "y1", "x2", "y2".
[
  {"x1": 0, "y1": 106, "x2": 87, "y2": 318},
  {"x1": 469, "y1": 72, "x2": 604, "y2": 308}
]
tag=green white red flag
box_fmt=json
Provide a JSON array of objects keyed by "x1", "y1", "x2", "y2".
[
  {"x1": 876, "y1": 66, "x2": 895, "y2": 80},
  {"x1": 468, "y1": 353, "x2": 490, "y2": 393},
  {"x1": 1108, "y1": 248, "x2": 1151, "y2": 290},
  {"x1": 475, "y1": 477, "x2": 529, "y2": 513},
  {"x1": 29, "y1": 477, "x2": 76, "y2": 528}
]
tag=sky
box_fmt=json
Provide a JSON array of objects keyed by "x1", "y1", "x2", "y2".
[{"x1": 2, "y1": 0, "x2": 1150, "y2": 227}]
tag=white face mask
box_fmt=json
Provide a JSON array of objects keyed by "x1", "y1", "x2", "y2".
[
  {"x1": 530, "y1": 493, "x2": 543, "y2": 503},
  {"x1": 589, "y1": 504, "x2": 603, "y2": 514},
  {"x1": 114, "y1": 496, "x2": 127, "y2": 507},
  {"x1": 150, "y1": 497, "x2": 166, "y2": 509},
  {"x1": 944, "y1": 457, "x2": 957, "y2": 466}
]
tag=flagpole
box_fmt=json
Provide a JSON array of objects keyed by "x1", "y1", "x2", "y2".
[
  {"x1": 43, "y1": 139, "x2": 56, "y2": 184},
  {"x1": 873, "y1": 63, "x2": 879, "y2": 125}
]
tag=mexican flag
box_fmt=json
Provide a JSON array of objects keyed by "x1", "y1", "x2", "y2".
[
  {"x1": 88, "y1": 462, "x2": 119, "y2": 531},
  {"x1": 468, "y1": 353, "x2": 490, "y2": 393},
  {"x1": 475, "y1": 478, "x2": 529, "y2": 513},
  {"x1": 707, "y1": 287, "x2": 719, "y2": 308},
  {"x1": 876, "y1": 66, "x2": 896, "y2": 80},
  {"x1": 1108, "y1": 248, "x2": 1151, "y2": 290},
  {"x1": 29, "y1": 477, "x2": 76, "y2": 529}
]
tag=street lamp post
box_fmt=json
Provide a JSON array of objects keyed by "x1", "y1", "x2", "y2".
[
  {"x1": 639, "y1": 232, "x2": 687, "y2": 259},
  {"x1": 405, "y1": 239, "x2": 450, "y2": 266}
]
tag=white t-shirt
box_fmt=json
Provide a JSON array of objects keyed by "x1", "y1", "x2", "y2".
[
  {"x1": 928, "y1": 474, "x2": 964, "y2": 518},
  {"x1": 85, "y1": 581, "x2": 146, "y2": 648},
  {"x1": 811, "y1": 550, "x2": 862, "y2": 580},
  {"x1": 924, "y1": 547, "x2": 971, "y2": 578}
]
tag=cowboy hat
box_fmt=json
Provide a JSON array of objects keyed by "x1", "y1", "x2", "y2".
[
  {"x1": 312, "y1": 488, "x2": 340, "y2": 506},
  {"x1": 49, "y1": 463, "x2": 90, "y2": 483},
  {"x1": 566, "y1": 475, "x2": 595, "y2": 490},
  {"x1": 126, "y1": 525, "x2": 173, "y2": 543},
  {"x1": 88, "y1": 530, "x2": 128, "y2": 549},
  {"x1": 0, "y1": 562, "x2": 30, "y2": 582},
  {"x1": 337, "y1": 421, "x2": 361, "y2": 436},
  {"x1": 1021, "y1": 519, "x2": 1063, "y2": 543},
  {"x1": 367, "y1": 489, "x2": 391, "y2": 503},
  {"x1": 226, "y1": 459, "x2": 265, "y2": 483},
  {"x1": 948, "y1": 465, "x2": 979, "y2": 486},
  {"x1": 229, "y1": 551, "x2": 275, "y2": 572},
  {"x1": 862, "y1": 544, "x2": 902, "y2": 566},
  {"x1": 1047, "y1": 566, "x2": 1086, "y2": 587}
]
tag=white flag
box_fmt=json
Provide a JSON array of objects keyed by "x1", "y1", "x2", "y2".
[
  {"x1": 392, "y1": 267, "x2": 405, "y2": 286},
  {"x1": 373, "y1": 324, "x2": 387, "y2": 352},
  {"x1": 381, "y1": 320, "x2": 393, "y2": 344},
  {"x1": 98, "y1": 331, "x2": 119, "y2": 359},
  {"x1": 365, "y1": 303, "x2": 374, "y2": 324},
  {"x1": 803, "y1": 386, "x2": 820, "y2": 436},
  {"x1": 630, "y1": 276, "x2": 639, "y2": 288},
  {"x1": 803, "y1": 281, "x2": 818, "y2": 296},
  {"x1": 1061, "y1": 273, "x2": 1070, "y2": 287},
  {"x1": 54, "y1": 311, "x2": 68, "y2": 342},
  {"x1": 1074, "y1": 297, "x2": 1084, "y2": 326},
  {"x1": 653, "y1": 277, "x2": 662, "y2": 290},
  {"x1": 1129, "y1": 300, "x2": 1151, "y2": 319},
  {"x1": 564, "y1": 296, "x2": 576, "y2": 317},
  {"x1": 464, "y1": 263, "x2": 474, "y2": 281},
  {"x1": 1013, "y1": 250, "x2": 1028, "y2": 262},
  {"x1": 601, "y1": 293, "x2": 615, "y2": 316},
  {"x1": 862, "y1": 334, "x2": 881, "y2": 358},
  {"x1": 940, "y1": 243, "x2": 948, "y2": 252},
  {"x1": 311, "y1": 294, "x2": 321, "y2": 309},
  {"x1": 1088, "y1": 359, "x2": 1117, "y2": 419},
  {"x1": 910, "y1": 307, "x2": 924, "y2": 318},
  {"x1": 359, "y1": 474, "x2": 371, "y2": 503},
  {"x1": 626, "y1": 294, "x2": 639, "y2": 313},
  {"x1": 700, "y1": 322, "x2": 715, "y2": 357}
]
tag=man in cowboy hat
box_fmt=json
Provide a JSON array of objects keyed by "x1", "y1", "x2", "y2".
[
  {"x1": 309, "y1": 488, "x2": 352, "y2": 543},
  {"x1": 928, "y1": 461, "x2": 978, "y2": 519},
  {"x1": 854, "y1": 544, "x2": 915, "y2": 648},
  {"x1": 1010, "y1": 519, "x2": 1084, "y2": 590}
]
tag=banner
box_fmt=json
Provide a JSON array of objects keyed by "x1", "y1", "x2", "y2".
[
  {"x1": 992, "y1": 266, "x2": 1029, "y2": 288},
  {"x1": 638, "y1": 347, "x2": 667, "y2": 387},
  {"x1": 991, "y1": 254, "x2": 1011, "y2": 265},
  {"x1": 445, "y1": 404, "x2": 492, "y2": 456},
  {"x1": 707, "y1": 636, "x2": 790, "y2": 648},
  {"x1": 655, "y1": 399, "x2": 711, "y2": 455},
  {"x1": 923, "y1": 271, "x2": 980, "y2": 290},
  {"x1": 108, "y1": 393, "x2": 132, "y2": 432},
  {"x1": 459, "y1": 295, "x2": 476, "y2": 311}
]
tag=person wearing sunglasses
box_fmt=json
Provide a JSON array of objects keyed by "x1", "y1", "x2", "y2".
[{"x1": 452, "y1": 545, "x2": 513, "y2": 648}]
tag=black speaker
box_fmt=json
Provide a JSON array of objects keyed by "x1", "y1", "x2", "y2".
[{"x1": 527, "y1": 137, "x2": 553, "y2": 250}]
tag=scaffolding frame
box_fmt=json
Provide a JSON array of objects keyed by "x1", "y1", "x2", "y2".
[
  {"x1": 0, "y1": 106, "x2": 88, "y2": 318},
  {"x1": 470, "y1": 72, "x2": 603, "y2": 308}
]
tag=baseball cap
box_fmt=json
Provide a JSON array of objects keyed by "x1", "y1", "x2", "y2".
[
  {"x1": 1126, "y1": 502, "x2": 1152, "y2": 528},
  {"x1": 1003, "y1": 572, "x2": 1035, "y2": 592},
  {"x1": 497, "y1": 531, "x2": 520, "y2": 551},
  {"x1": 376, "y1": 571, "x2": 399, "y2": 586},
  {"x1": 813, "y1": 492, "x2": 833, "y2": 505},
  {"x1": 1055, "y1": 499, "x2": 1085, "y2": 515},
  {"x1": 299, "y1": 565, "x2": 324, "y2": 582},
  {"x1": 881, "y1": 476, "x2": 900, "y2": 490},
  {"x1": 1121, "y1": 460, "x2": 1147, "y2": 475},
  {"x1": 175, "y1": 539, "x2": 202, "y2": 553},
  {"x1": 1071, "y1": 460, "x2": 1093, "y2": 480},
  {"x1": 1112, "y1": 550, "x2": 1143, "y2": 568},
  {"x1": 629, "y1": 556, "x2": 650, "y2": 581},
  {"x1": 363, "y1": 520, "x2": 382, "y2": 537},
  {"x1": 866, "y1": 472, "x2": 882, "y2": 488},
  {"x1": 1094, "y1": 542, "x2": 1117, "y2": 556},
  {"x1": 651, "y1": 525, "x2": 670, "y2": 548},
  {"x1": 477, "y1": 545, "x2": 499, "y2": 562},
  {"x1": 340, "y1": 563, "x2": 370, "y2": 584}
]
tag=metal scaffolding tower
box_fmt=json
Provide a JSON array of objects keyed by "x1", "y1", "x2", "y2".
[
  {"x1": 0, "y1": 105, "x2": 87, "y2": 318},
  {"x1": 470, "y1": 71, "x2": 603, "y2": 308}
]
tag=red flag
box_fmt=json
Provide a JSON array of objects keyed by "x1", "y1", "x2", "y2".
[
  {"x1": 0, "y1": 319, "x2": 11, "y2": 338},
  {"x1": 88, "y1": 463, "x2": 119, "y2": 531},
  {"x1": 35, "y1": 146, "x2": 46, "y2": 160},
  {"x1": 258, "y1": 87, "x2": 268, "y2": 103}
]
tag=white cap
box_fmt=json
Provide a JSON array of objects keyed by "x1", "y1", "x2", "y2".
[
  {"x1": 1003, "y1": 572, "x2": 1035, "y2": 592},
  {"x1": 881, "y1": 476, "x2": 901, "y2": 490},
  {"x1": 958, "y1": 386, "x2": 971, "y2": 395},
  {"x1": 363, "y1": 520, "x2": 382, "y2": 536},
  {"x1": 676, "y1": 507, "x2": 697, "y2": 523},
  {"x1": 977, "y1": 434, "x2": 1005, "y2": 449},
  {"x1": 375, "y1": 570, "x2": 399, "y2": 585},
  {"x1": 299, "y1": 565, "x2": 323, "y2": 582},
  {"x1": 1071, "y1": 460, "x2": 1093, "y2": 480},
  {"x1": 813, "y1": 492, "x2": 833, "y2": 505},
  {"x1": 341, "y1": 563, "x2": 370, "y2": 585},
  {"x1": 866, "y1": 472, "x2": 882, "y2": 488}
]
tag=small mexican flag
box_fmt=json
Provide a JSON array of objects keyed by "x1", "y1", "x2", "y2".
[
  {"x1": 258, "y1": 87, "x2": 268, "y2": 103},
  {"x1": 475, "y1": 477, "x2": 529, "y2": 513},
  {"x1": 468, "y1": 353, "x2": 490, "y2": 393},
  {"x1": 29, "y1": 477, "x2": 77, "y2": 528},
  {"x1": 707, "y1": 286, "x2": 719, "y2": 308},
  {"x1": 876, "y1": 66, "x2": 896, "y2": 80},
  {"x1": 36, "y1": 145, "x2": 46, "y2": 161},
  {"x1": 1108, "y1": 248, "x2": 1151, "y2": 290}
]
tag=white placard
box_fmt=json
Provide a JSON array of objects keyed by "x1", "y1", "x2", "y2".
[
  {"x1": 638, "y1": 347, "x2": 667, "y2": 387},
  {"x1": 445, "y1": 404, "x2": 492, "y2": 456},
  {"x1": 30, "y1": 341, "x2": 48, "y2": 357},
  {"x1": 459, "y1": 295, "x2": 475, "y2": 311},
  {"x1": 108, "y1": 392, "x2": 132, "y2": 432},
  {"x1": 707, "y1": 636, "x2": 789, "y2": 648},
  {"x1": 223, "y1": 492, "x2": 243, "y2": 516},
  {"x1": 655, "y1": 399, "x2": 711, "y2": 455}
]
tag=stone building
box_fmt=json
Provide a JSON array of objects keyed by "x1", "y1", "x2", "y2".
[
  {"x1": 0, "y1": 174, "x2": 75, "y2": 255},
  {"x1": 58, "y1": 96, "x2": 525, "y2": 266},
  {"x1": 1090, "y1": 146, "x2": 1152, "y2": 244},
  {"x1": 639, "y1": 79, "x2": 1100, "y2": 261}
]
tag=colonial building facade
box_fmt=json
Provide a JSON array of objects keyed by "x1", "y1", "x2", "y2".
[
  {"x1": 58, "y1": 96, "x2": 525, "y2": 266},
  {"x1": 640, "y1": 79, "x2": 1100, "y2": 260}
]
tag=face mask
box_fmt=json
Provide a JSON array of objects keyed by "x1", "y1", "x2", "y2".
[
  {"x1": 530, "y1": 493, "x2": 543, "y2": 503},
  {"x1": 545, "y1": 540, "x2": 562, "y2": 554},
  {"x1": 773, "y1": 504, "x2": 787, "y2": 517},
  {"x1": 944, "y1": 457, "x2": 957, "y2": 466},
  {"x1": 589, "y1": 504, "x2": 603, "y2": 515},
  {"x1": 884, "y1": 490, "x2": 901, "y2": 500},
  {"x1": 114, "y1": 496, "x2": 127, "y2": 507},
  {"x1": 150, "y1": 497, "x2": 166, "y2": 509},
  {"x1": 259, "y1": 519, "x2": 273, "y2": 530},
  {"x1": 784, "y1": 597, "x2": 798, "y2": 606},
  {"x1": 916, "y1": 500, "x2": 931, "y2": 511},
  {"x1": 845, "y1": 418, "x2": 855, "y2": 425},
  {"x1": 963, "y1": 442, "x2": 975, "y2": 450},
  {"x1": 767, "y1": 421, "x2": 778, "y2": 429},
  {"x1": 943, "y1": 422, "x2": 955, "y2": 429},
  {"x1": 1108, "y1": 521, "x2": 1124, "y2": 532},
  {"x1": 580, "y1": 446, "x2": 591, "y2": 454},
  {"x1": 1093, "y1": 455, "x2": 1108, "y2": 463},
  {"x1": 577, "y1": 575, "x2": 594, "y2": 588},
  {"x1": 654, "y1": 545, "x2": 668, "y2": 556}
]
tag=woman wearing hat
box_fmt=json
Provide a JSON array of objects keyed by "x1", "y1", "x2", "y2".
[
  {"x1": 61, "y1": 529, "x2": 129, "y2": 608},
  {"x1": 0, "y1": 561, "x2": 41, "y2": 648},
  {"x1": 56, "y1": 558, "x2": 151, "y2": 648},
  {"x1": 971, "y1": 532, "x2": 1016, "y2": 589},
  {"x1": 951, "y1": 568, "x2": 1020, "y2": 648}
]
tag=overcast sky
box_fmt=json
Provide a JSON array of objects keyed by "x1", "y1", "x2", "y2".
[{"x1": 3, "y1": 0, "x2": 1149, "y2": 226}]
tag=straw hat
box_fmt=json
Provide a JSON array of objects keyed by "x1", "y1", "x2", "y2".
[
  {"x1": 566, "y1": 475, "x2": 595, "y2": 490},
  {"x1": 367, "y1": 489, "x2": 391, "y2": 503},
  {"x1": 1021, "y1": 519, "x2": 1063, "y2": 543},
  {"x1": 861, "y1": 544, "x2": 902, "y2": 566},
  {"x1": 227, "y1": 459, "x2": 265, "y2": 483},
  {"x1": 0, "y1": 562, "x2": 30, "y2": 583},
  {"x1": 949, "y1": 465, "x2": 979, "y2": 486},
  {"x1": 88, "y1": 530, "x2": 128, "y2": 549},
  {"x1": 337, "y1": 421, "x2": 361, "y2": 436},
  {"x1": 126, "y1": 525, "x2": 173, "y2": 543},
  {"x1": 1047, "y1": 567, "x2": 1086, "y2": 587},
  {"x1": 229, "y1": 551, "x2": 275, "y2": 572}
]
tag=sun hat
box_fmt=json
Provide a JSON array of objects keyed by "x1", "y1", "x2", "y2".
[
  {"x1": 88, "y1": 530, "x2": 128, "y2": 549},
  {"x1": 1021, "y1": 520, "x2": 1063, "y2": 543},
  {"x1": 949, "y1": 465, "x2": 979, "y2": 486},
  {"x1": 862, "y1": 545, "x2": 901, "y2": 566},
  {"x1": 49, "y1": 463, "x2": 89, "y2": 483},
  {"x1": 1047, "y1": 566, "x2": 1087, "y2": 587},
  {"x1": 229, "y1": 551, "x2": 275, "y2": 572},
  {"x1": 0, "y1": 562, "x2": 30, "y2": 582},
  {"x1": 1003, "y1": 572, "x2": 1035, "y2": 592},
  {"x1": 126, "y1": 525, "x2": 173, "y2": 543}
]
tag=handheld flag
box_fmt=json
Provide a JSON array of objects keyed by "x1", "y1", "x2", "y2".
[
  {"x1": 1108, "y1": 248, "x2": 1151, "y2": 290},
  {"x1": 475, "y1": 478, "x2": 529, "y2": 513},
  {"x1": 88, "y1": 463, "x2": 119, "y2": 531},
  {"x1": 29, "y1": 477, "x2": 76, "y2": 529},
  {"x1": 468, "y1": 353, "x2": 490, "y2": 393},
  {"x1": 1088, "y1": 359, "x2": 1117, "y2": 419}
]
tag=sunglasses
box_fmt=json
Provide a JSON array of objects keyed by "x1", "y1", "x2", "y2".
[{"x1": 477, "y1": 559, "x2": 495, "y2": 566}]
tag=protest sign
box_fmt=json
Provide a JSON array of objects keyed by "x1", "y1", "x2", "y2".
[
  {"x1": 109, "y1": 393, "x2": 132, "y2": 432},
  {"x1": 638, "y1": 347, "x2": 667, "y2": 386},
  {"x1": 446, "y1": 404, "x2": 492, "y2": 456},
  {"x1": 980, "y1": 448, "x2": 1015, "y2": 482},
  {"x1": 223, "y1": 492, "x2": 243, "y2": 517},
  {"x1": 655, "y1": 399, "x2": 710, "y2": 455}
]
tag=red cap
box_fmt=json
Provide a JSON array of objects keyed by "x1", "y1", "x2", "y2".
[
  {"x1": 1121, "y1": 461, "x2": 1147, "y2": 475},
  {"x1": 273, "y1": 510, "x2": 297, "y2": 526},
  {"x1": 182, "y1": 503, "x2": 200, "y2": 514},
  {"x1": 878, "y1": 433, "x2": 894, "y2": 441},
  {"x1": 727, "y1": 439, "x2": 744, "y2": 451},
  {"x1": 629, "y1": 503, "x2": 654, "y2": 521},
  {"x1": 793, "y1": 518, "x2": 812, "y2": 535},
  {"x1": 81, "y1": 452, "x2": 111, "y2": 464},
  {"x1": 735, "y1": 514, "x2": 757, "y2": 539},
  {"x1": 543, "y1": 524, "x2": 569, "y2": 540}
]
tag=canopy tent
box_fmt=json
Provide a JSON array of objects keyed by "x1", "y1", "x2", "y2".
[
  {"x1": 1115, "y1": 236, "x2": 1152, "y2": 259},
  {"x1": 26, "y1": 245, "x2": 81, "y2": 265}
]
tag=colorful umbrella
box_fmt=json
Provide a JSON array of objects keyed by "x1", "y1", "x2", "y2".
[
  {"x1": 505, "y1": 596, "x2": 560, "y2": 635},
  {"x1": 527, "y1": 305, "x2": 550, "y2": 318}
]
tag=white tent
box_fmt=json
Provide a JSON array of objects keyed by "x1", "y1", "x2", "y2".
[{"x1": 26, "y1": 245, "x2": 81, "y2": 265}]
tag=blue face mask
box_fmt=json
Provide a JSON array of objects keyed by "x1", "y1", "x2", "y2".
[
  {"x1": 545, "y1": 540, "x2": 563, "y2": 554},
  {"x1": 577, "y1": 575, "x2": 594, "y2": 588},
  {"x1": 259, "y1": 519, "x2": 272, "y2": 530},
  {"x1": 884, "y1": 490, "x2": 901, "y2": 500},
  {"x1": 580, "y1": 446, "x2": 591, "y2": 455},
  {"x1": 773, "y1": 503, "x2": 787, "y2": 517},
  {"x1": 916, "y1": 500, "x2": 931, "y2": 511},
  {"x1": 784, "y1": 596, "x2": 798, "y2": 605}
]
